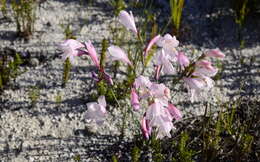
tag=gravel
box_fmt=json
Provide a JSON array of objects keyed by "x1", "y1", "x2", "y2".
[{"x1": 0, "y1": 0, "x2": 259, "y2": 161}]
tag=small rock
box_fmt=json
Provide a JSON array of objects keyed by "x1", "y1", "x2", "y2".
[{"x1": 29, "y1": 58, "x2": 39, "y2": 67}]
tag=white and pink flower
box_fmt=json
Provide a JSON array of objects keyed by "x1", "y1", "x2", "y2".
[
  {"x1": 183, "y1": 75, "x2": 214, "y2": 102},
  {"x1": 144, "y1": 34, "x2": 161, "y2": 57},
  {"x1": 107, "y1": 45, "x2": 132, "y2": 66},
  {"x1": 131, "y1": 88, "x2": 140, "y2": 111},
  {"x1": 85, "y1": 41, "x2": 100, "y2": 68},
  {"x1": 59, "y1": 39, "x2": 85, "y2": 64},
  {"x1": 132, "y1": 76, "x2": 181, "y2": 139},
  {"x1": 205, "y1": 48, "x2": 225, "y2": 59},
  {"x1": 119, "y1": 10, "x2": 138, "y2": 34},
  {"x1": 177, "y1": 52, "x2": 190, "y2": 70},
  {"x1": 85, "y1": 96, "x2": 107, "y2": 125},
  {"x1": 156, "y1": 33, "x2": 179, "y2": 56}
]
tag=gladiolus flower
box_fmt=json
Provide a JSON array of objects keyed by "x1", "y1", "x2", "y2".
[
  {"x1": 108, "y1": 45, "x2": 132, "y2": 66},
  {"x1": 177, "y1": 52, "x2": 190, "y2": 69},
  {"x1": 119, "y1": 10, "x2": 137, "y2": 34},
  {"x1": 134, "y1": 75, "x2": 152, "y2": 89},
  {"x1": 59, "y1": 39, "x2": 85, "y2": 64},
  {"x1": 85, "y1": 41, "x2": 100, "y2": 68},
  {"x1": 206, "y1": 48, "x2": 225, "y2": 58},
  {"x1": 154, "y1": 65, "x2": 162, "y2": 80},
  {"x1": 144, "y1": 35, "x2": 161, "y2": 57},
  {"x1": 85, "y1": 96, "x2": 107, "y2": 125},
  {"x1": 131, "y1": 88, "x2": 140, "y2": 111},
  {"x1": 154, "y1": 49, "x2": 175, "y2": 75},
  {"x1": 167, "y1": 103, "x2": 182, "y2": 120},
  {"x1": 146, "y1": 100, "x2": 174, "y2": 139},
  {"x1": 133, "y1": 76, "x2": 179, "y2": 139},
  {"x1": 156, "y1": 33, "x2": 179, "y2": 56},
  {"x1": 183, "y1": 76, "x2": 214, "y2": 102},
  {"x1": 149, "y1": 83, "x2": 170, "y2": 100},
  {"x1": 141, "y1": 116, "x2": 151, "y2": 139},
  {"x1": 195, "y1": 60, "x2": 218, "y2": 77}
]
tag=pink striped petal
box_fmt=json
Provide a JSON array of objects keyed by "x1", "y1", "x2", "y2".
[
  {"x1": 144, "y1": 35, "x2": 161, "y2": 57},
  {"x1": 167, "y1": 104, "x2": 182, "y2": 120},
  {"x1": 141, "y1": 116, "x2": 151, "y2": 139},
  {"x1": 108, "y1": 45, "x2": 132, "y2": 66},
  {"x1": 119, "y1": 10, "x2": 137, "y2": 34},
  {"x1": 206, "y1": 48, "x2": 225, "y2": 58},
  {"x1": 85, "y1": 41, "x2": 100, "y2": 68},
  {"x1": 59, "y1": 39, "x2": 85, "y2": 64},
  {"x1": 131, "y1": 88, "x2": 140, "y2": 111},
  {"x1": 177, "y1": 52, "x2": 190, "y2": 69}
]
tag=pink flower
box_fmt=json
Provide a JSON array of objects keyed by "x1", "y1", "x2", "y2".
[
  {"x1": 177, "y1": 52, "x2": 190, "y2": 69},
  {"x1": 194, "y1": 62, "x2": 218, "y2": 77},
  {"x1": 133, "y1": 76, "x2": 179, "y2": 139},
  {"x1": 154, "y1": 49, "x2": 175, "y2": 75},
  {"x1": 196, "y1": 60, "x2": 211, "y2": 67},
  {"x1": 183, "y1": 76, "x2": 214, "y2": 102},
  {"x1": 85, "y1": 96, "x2": 107, "y2": 125},
  {"x1": 134, "y1": 76, "x2": 170, "y2": 102},
  {"x1": 146, "y1": 100, "x2": 174, "y2": 139},
  {"x1": 206, "y1": 48, "x2": 225, "y2": 58},
  {"x1": 134, "y1": 75, "x2": 152, "y2": 89},
  {"x1": 149, "y1": 83, "x2": 170, "y2": 100},
  {"x1": 85, "y1": 41, "x2": 100, "y2": 69},
  {"x1": 144, "y1": 35, "x2": 161, "y2": 57},
  {"x1": 156, "y1": 33, "x2": 179, "y2": 56},
  {"x1": 103, "y1": 71, "x2": 114, "y2": 85},
  {"x1": 119, "y1": 10, "x2": 137, "y2": 34},
  {"x1": 167, "y1": 104, "x2": 182, "y2": 120},
  {"x1": 59, "y1": 39, "x2": 85, "y2": 64},
  {"x1": 131, "y1": 88, "x2": 140, "y2": 111},
  {"x1": 107, "y1": 45, "x2": 132, "y2": 66},
  {"x1": 141, "y1": 116, "x2": 151, "y2": 139},
  {"x1": 154, "y1": 65, "x2": 162, "y2": 80},
  {"x1": 195, "y1": 60, "x2": 218, "y2": 77}
]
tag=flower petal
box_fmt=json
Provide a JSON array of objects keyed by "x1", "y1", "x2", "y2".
[
  {"x1": 206, "y1": 48, "x2": 225, "y2": 58},
  {"x1": 119, "y1": 10, "x2": 137, "y2": 34},
  {"x1": 131, "y1": 88, "x2": 140, "y2": 111},
  {"x1": 85, "y1": 41, "x2": 100, "y2": 68},
  {"x1": 144, "y1": 35, "x2": 161, "y2": 57},
  {"x1": 168, "y1": 104, "x2": 182, "y2": 120},
  {"x1": 108, "y1": 45, "x2": 132, "y2": 66},
  {"x1": 59, "y1": 39, "x2": 85, "y2": 64},
  {"x1": 177, "y1": 52, "x2": 190, "y2": 69}
]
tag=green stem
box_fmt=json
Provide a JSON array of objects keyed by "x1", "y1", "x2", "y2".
[{"x1": 110, "y1": 87, "x2": 128, "y2": 139}]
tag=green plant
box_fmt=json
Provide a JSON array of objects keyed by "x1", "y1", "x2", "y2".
[
  {"x1": 61, "y1": 23, "x2": 76, "y2": 40},
  {"x1": 55, "y1": 93, "x2": 63, "y2": 104},
  {"x1": 111, "y1": 155, "x2": 118, "y2": 162},
  {"x1": 11, "y1": 0, "x2": 37, "y2": 39},
  {"x1": 28, "y1": 86, "x2": 40, "y2": 107},
  {"x1": 62, "y1": 58, "x2": 71, "y2": 87},
  {"x1": 60, "y1": 24, "x2": 76, "y2": 88},
  {"x1": 233, "y1": 0, "x2": 249, "y2": 27},
  {"x1": 213, "y1": 59, "x2": 224, "y2": 80},
  {"x1": 109, "y1": 0, "x2": 126, "y2": 16},
  {"x1": 73, "y1": 154, "x2": 81, "y2": 162},
  {"x1": 170, "y1": 0, "x2": 185, "y2": 36},
  {"x1": 172, "y1": 132, "x2": 195, "y2": 162},
  {"x1": 0, "y1": 53, "x2": 23, "y2": 92},
  {"x1": 0, "y1": 0, "x2": 7, "y2": 17},
  {"x1": 131, "y1": 146, "x2": 141, "y2": 162}
]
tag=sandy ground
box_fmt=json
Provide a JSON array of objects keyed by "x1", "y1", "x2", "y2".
[{"x1": 0, "y1": 0, "x2": 259, "y2": 161}]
